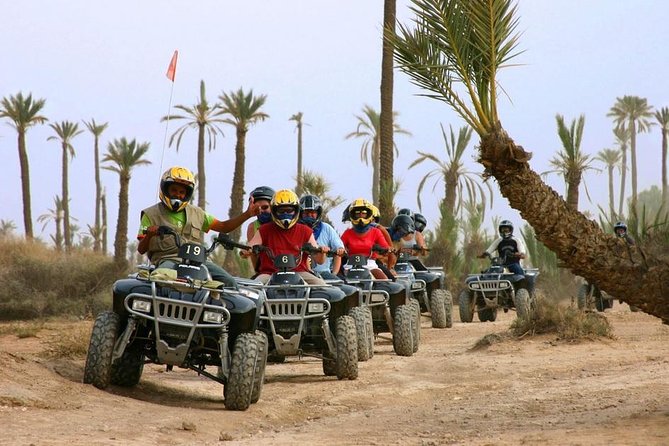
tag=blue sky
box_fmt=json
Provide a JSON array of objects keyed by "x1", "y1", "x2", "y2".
[{"x1": 2, "y1": 1, "x2": 668, "y2": 248}]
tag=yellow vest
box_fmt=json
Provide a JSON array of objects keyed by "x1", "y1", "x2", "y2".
[{"x1": 141, "y1": 203, "x2": 206, "y2": 264}]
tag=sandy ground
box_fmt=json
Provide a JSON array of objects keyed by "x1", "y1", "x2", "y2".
[{"x1": 1, "y1": 303, "x2": 669, "y2": 446}]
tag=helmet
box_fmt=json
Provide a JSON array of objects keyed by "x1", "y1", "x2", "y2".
[
  {"x1": 271, "y1": 189, "x2": 300, "y2": 229},
  {"x1": 498, "y1": 220, "x2": 514, "y2": 239},
  {"x1": 391, "y1": 214, "x2": 415, "y2": 238},
  {"x1": 159, "y1": 166, "x2": 195, "y2": 212},
  {"x1": 341, "y1": 204, "x2": 350, "y2": 223},
  {"x1": 250, "y1": 185, "x2": 275, "y2": 203},
  {"x1": 370, "y1": 204, "x2": 381, "y2": 223},
  {"x1": 413, "y1": 213, "x2": 427, "y2": 233},
  {"x1": 348, "y1": 198, "x2": 375, "y2": 226},
  {"x1": 614, "y1": 221, "x2": 628, "y2": 237},
  {"x1": 299, "y1": 194, "x2": 323, "y2": 228},
  {"x1": 398, "y1": 208, "x2": 413, "y2": 218}
]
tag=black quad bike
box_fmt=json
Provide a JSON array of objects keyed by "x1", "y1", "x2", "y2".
[
  {"x1": 394, "y1": 246, "x2": 453, "y2": 329},
  {"x1": 342, "y1": 246, "x2": 419, "y2": 357},
  {"x1": 577, "y1": 280, "x2": 639, "y2": 312},
  {"x1": 83, "y1": 227, "x2": 267, "y2": 411},
  {"x1": 458, "y1": 249, "x2": 539, "y2": 323},
  {"x1": 219, "y1": 237, "x2": 359, "y2": 380}
]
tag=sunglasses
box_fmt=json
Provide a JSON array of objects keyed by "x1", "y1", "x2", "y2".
[{"x1": 277, "y1": 207, "x2": 296, "y2": 214}]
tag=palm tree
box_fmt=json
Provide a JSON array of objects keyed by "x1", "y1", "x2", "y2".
[
  {"x1": 391, "y1": 0, "x2": 667, "y2": 320},
  {"x1": 654, "y1": 107, "x2": 669, "y2": 205},
  {"x1": 345, "y1": 105, "x2": 410, "y2": 205},
  {"x1": 290, "y1": 112, "x2": 305, "y2": 195},
  {"x1": 48, "y1": 121, "x2": 83, "y2": 252},
  {"x1": 612, "y1": 125, "x2": 630, "y2": 217},
  {"x1": 218, "y1": 88, "x2": 269, "y2": 243},
  {"x1": 0, "y1": 220, "x2": 17, "y2": 239},
  {"x1": 102, "y1": 138, "x2": 151, "y2": 267},
  {"x1": 37, "y1": 195, "x2": 64, "y2": 251},
  {"x1": 0, "y1": 92, "x2": 48, "y2": 239},
  {"x1": 545, "y1": 114, "x2": 594, "y2": 211},
  {"x1": 595, "y1": 148, "x2": 622, "y2": 222},
  {"x1": 379, "y1": 0, "x2": 398, "y2": 225},
  {"x1": 607, "y1": 96, "x2": 654, "y2": 213},
  {"x1": 101, "y1": 188, "x2": 108, "y2": 255},
  {"x1": 300, "y1": 169, "x2": 346, "y2": 223},
  {"x1": 83, "y1": 118, "x2": 109, "y2": 252},
  {"x1": 409, "y1": 123, "x2": 491, "y2": 215},
  {"x1": 163, "y1": 80, "x2": 227, "y2": 210}
]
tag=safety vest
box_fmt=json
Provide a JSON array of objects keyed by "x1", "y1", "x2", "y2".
[{"x1": 141, "y1": 203, "x2": 206, "y2": 264}]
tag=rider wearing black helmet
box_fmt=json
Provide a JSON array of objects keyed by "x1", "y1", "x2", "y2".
[
  {"x1": 478, "y1": 220, "x2": 527, "y2": 277},
  {"x1": 245, "y1": 185, "x2": 275, "y2": 241},
  {"x1": 299, "y1": 194, "x2": 346, "y2": 276}
]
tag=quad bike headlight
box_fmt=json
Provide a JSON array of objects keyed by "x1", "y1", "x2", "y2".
[
  {"x1": 203, "y1": 311, "x2": 223, "y2": 324},
  {"x1": 470, "y1": 283, "x2": 481, "y2": 290},
  {"x1": 238, "y1": 288, "x2": 260, "y2": 300},
  {"x1": 499, "y1": 282, "x2": 510, "y2": 289},
  {"x1": 132, "y1": 299, "x2": 152, "y2": 313},
  {"x1": 308, "y1": 303, "x2": 324, "y2": 313}
]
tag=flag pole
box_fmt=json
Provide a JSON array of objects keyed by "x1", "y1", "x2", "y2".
[{"x1": 159, "y1": 50, "x2": 179, "y2": 184}]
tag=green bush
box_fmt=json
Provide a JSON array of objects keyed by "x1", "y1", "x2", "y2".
[{"x1": 0, "y1": 239, "x2": 120, "y2": 320}]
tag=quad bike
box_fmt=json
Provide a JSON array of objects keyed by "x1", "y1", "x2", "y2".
[
  {"x1": 458, "y1": 248, "x2": 539, "y2": 323},
  {"x1": 577, "y1": 280, "x2": 639, "y2": 312},
  {"x1": 394, "y1": 246, "x2": 453, "y2": 329},
  {"x1": 218, "y1": 236, "x2": 359, "y2": 380},
  {"x1": 83, "y1": 227, "x2": 267, "y2": 411},
  {"x1": 342, "y1": 246, "x2": 419, "y2": 357}
]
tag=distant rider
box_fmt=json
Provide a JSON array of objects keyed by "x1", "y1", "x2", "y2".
[{"x1": 478, "y1": 220, "x2": 527, "y2": 277}]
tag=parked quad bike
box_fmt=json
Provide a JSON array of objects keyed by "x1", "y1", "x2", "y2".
[
  {"x1": 394, "y1": 246, "x2": 453, "y2": 329},
  {"x1": 342, "y1": 245, "x2": 419, "y2": 357},
  {"x1": 218, "y1": 236, "x2": 359, "y2": 380},
  {"x1": 577, "y1": 280, "x2": 639, "y2": 312},
  {"x1": 459, "y1": 248, "x2": 539, "y2": 323},
  {"x1": 83, "y1": 227, "x2": 267, "y2": 411}
]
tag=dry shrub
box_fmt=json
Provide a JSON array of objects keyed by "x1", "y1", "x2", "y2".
[
  {"x1": 0, "y1": 239, "x2": 121, "y2": 320},
  {"x1": 470, "y1": 332, "x2": 511, "y2": 350},
  {"x1": 511, "y1": 298, "x2": 614, "y2": 341},
  {"x1": 42, "y1": 323, "x2": 92, "y2": 359}
]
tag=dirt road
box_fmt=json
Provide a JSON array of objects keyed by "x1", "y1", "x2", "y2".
[{"x1": 1, "y1": 303, "x2": 669, "y2": 445}]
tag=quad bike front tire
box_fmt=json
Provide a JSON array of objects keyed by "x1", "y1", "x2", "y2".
[
  {"x1": 335, "y1": 315, "x2": 359, "y2": 380},
  {"x1": 458, "y1": 290, "x2": 474, "y2": 323},
  {"x1": 364, "y1": 307, "x2": 374, "y2": 359},
  {"x1": 251, "y1": 331, "x2": 268, "y2": 404},
  {"x1": 349, "y1": 306, "x2": 372, "y2": 361},
  {"x1": 515, "y1": 289, "x2": 531, "y2": 320},
  {"x1": 110, "y1": 344, "x2": 144, "y2": 387},
  {"x1": 429, "y1": 289, "x2": 449, "y2": 328},
  {"x1": 224, "y1": 333, "x2": 261, "y2": 411},
  {"x1": 392, "y1": 304, "x2": 414, "y2": 357},
  {"x1": 410, "y1": 298, "x2": 421, "y2": 353},
  {"x1": 83, "y1": 311, "x2": 121, "y2": 389}
]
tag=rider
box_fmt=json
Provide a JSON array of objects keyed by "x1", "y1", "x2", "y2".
[
  {"x1": 412, "y1": 213, "x2": 429, "y2": 255},
  {"x1": 137, "y1": 166, "x2": 258, "y2": 287},
  {"x1": 478, "y1": 220, "x2": 528, "y2": 277},
  {"x1": 245, "y1": 189, "x2": 327, "y2": 285},
  {"x1": 299, "y1": 194, "x2": 345, "y2": 278},
  {"x1": 245, "y1": 186, "x2": 275, "y2": 241},
  {"x1": 614, "y1": 221, "x2": 635, "y2": 245}
]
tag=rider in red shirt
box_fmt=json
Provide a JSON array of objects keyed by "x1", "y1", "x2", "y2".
[{"x1": 341, "y1": 198, "x2": 391, "y2": 279}]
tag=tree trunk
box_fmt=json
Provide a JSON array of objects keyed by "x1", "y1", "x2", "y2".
[
  {"x1": 662, "y1": 128, "x2": 668, "y2": 206},
  {"x1": 630, "y1": 120, "x2": 638, "y2": 213},
  {"x1": 480, "y1": 130, "x2": 669, "y2": 322},
  {"x1": 565, "y1": 173, "x2": 581, "y2": 211},
  {"x1": 197, "y1": 123, "x2": 206, "y2": 209},
  {"x1": 228, "y1": 126, "x2": 247, "y2": 242},
  {"x1": 618, "y1": 147, "x2": 627, "y2": 218},
  {"x1": 444, "y1": 170, "x2": 458, "y2": 216},
  {"x1": 55, "y1": 209, "x2": 63, "y2": 251},
  {"x1": 378, "y1": 0, "x2": 396, "y2": 225},
  {"x1": 607, "y1": 166, "x2": 615, "y2": 222},
  {"x1": 94, "y1": 135, "x2": 101, "y2": 252},
  {"x1": 372, "y1": 137, "x2": 380, "y2": 204},
  {"x1": 17, "y1": 131, "x2": 33, "y2": 240},
  {"x1": 114, "y1": 175, "x2": 129, "y2": 268},
  {"x1": 102, "y1": 190, "x2": 108, "y2": 255},
  {"x1": 62, "y1": 142, "x2": 71, "y2": 252},
  {"x1": 296, "y1": 121, "x2": 303, "y2": 196}
]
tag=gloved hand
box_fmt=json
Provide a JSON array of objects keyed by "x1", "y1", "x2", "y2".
[{"x1": 145, "y1": 225, "x2": 160, "y2": 237}]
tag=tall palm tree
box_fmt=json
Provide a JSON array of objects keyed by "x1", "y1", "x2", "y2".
[
  {"x1": 0, "y1": 92, "x2": 48, "y2": 239},
  {"x1": 163, "y1": 80, "x2": 227, "y2": 210},
  {"x1": 300, "y1": 169, "x2": 346, "y2": 224},
  {"x1": 612, "y1": 125, "x2": 630, "y2": 217},
  {"x1": 595, "y1": 148, "x2": 622, "y2": 222},
  {"x1": 101, "y1": 188, "x2": 108, "y2": 255},
  {"x1": 37, "y1": 195, "x2": 64, "y2": 251},
  {"x1": 345, "y1": 105, "x2": 409, "y2": 205},
  {"x1": 391, "y1": 0, "x2": 668, "y2": 320},
  {"x1": 654, "y1": 107, "x2": 669, "y2": 205},
  {"x1": 83, "y1": 118, "x2": 109, "y2": 252},
  {"x1": 545, "y1": 114, "x2": 594, "y2": 211},
  {"x1": 48, "y1": 120, "x2": 83, "y2": 252},
  {"x1": 410, "y1": 123, "x2": 491, "y2": 215},
  {"x1": 607, "y1": 96, "x2": 654, "y2": 213},
  {"x1": 219, "y1": 88, "x2": 269, "y2": 243},
  {"x1": 290, "y1": 112, "x2": 305, "y2": 195},
  {"x1": 379, "y1": 0, "x2": 398, "y2": 225},
  {"x1": 102, "y1": 138, "x2": 151, "y2": 267}
]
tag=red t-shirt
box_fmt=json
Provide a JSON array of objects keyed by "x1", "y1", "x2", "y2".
[
  {"x1": 341, "y1": 227, "x2": 389, "y2": 259},
  {"x1": 257, "y1": 223, "x2": 314, "y2": 274}
]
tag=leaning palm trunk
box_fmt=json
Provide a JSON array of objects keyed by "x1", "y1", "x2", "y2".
[{"x1": 481, "y1": 130, "x2": 666, "y2": 320}]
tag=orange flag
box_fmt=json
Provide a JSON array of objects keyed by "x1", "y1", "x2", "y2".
[{"x1": 166, "y1": 50, "x2": 178, "y2": 82}]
